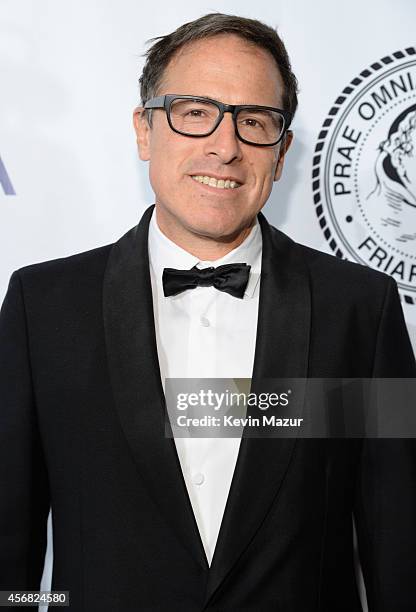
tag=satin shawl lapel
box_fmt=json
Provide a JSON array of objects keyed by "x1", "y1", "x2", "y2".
[
  {"x1": 103, "y1": 204, "x2": 209, "y2": 571},
  {"x1": 203, "y1": 211, "x2": 312, "y2": 606}
]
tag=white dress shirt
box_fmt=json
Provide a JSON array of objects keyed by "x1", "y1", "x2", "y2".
[{"x1": 148, "y1": 207, "x2": 262, "y2": 565}]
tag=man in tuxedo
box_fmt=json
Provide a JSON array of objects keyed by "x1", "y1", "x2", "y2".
[{"x1": 1, "y1": 12, "x2": 415, "y2": 612}]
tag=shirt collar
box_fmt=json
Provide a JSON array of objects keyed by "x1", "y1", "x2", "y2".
[{"x1": 148, "y1": 207, "x2": 262, "y2": 299}]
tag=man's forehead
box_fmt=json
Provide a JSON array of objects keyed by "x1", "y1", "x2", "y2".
[
  {"x1": 168, "y1": 33, "x2": 275, "y2": 68},
  {"x1": 158, "y1": 34, "x2": 284, "y2": 105}
]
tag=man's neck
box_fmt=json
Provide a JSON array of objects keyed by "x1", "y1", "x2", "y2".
[{"x1": 154, "y1": 205, "x2": 256, "y2": 261}]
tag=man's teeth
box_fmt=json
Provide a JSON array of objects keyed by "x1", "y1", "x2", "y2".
[{"x1": 191, "y1": 175, "x2": 241, "y2": 189}]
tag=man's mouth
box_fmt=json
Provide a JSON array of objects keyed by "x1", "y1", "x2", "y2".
[{"x1": 190, "y1": 175, "x2": 242, "y2": 190}]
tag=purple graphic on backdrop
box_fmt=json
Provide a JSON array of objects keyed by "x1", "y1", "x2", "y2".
[{"x1": 0, "y1": 155, "x2": 15, "y2": 195}]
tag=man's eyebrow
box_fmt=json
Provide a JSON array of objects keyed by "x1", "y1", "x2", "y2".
[
  {"x1": 180, "y1": 94, "x2": 220, "y2": 100},
  {"x1": 182, "y1": 95, "x2": 271, "y2": 106}
]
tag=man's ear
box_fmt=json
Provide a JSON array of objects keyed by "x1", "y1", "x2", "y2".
[
  {"x1": 274, "y1": 130, "x2": 293, "y2": 181},
  {"x1": 133, "y1": 107, "x2": 151, "y2": 161}
]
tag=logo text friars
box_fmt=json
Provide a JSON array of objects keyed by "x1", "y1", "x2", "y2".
[{"x1": 313, "y1": 47, "x2": 416, "y2": 304}]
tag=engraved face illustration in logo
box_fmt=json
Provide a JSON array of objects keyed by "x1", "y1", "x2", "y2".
[{"x1": 367, "y1": 104, "x2": 416, "y2": 243}]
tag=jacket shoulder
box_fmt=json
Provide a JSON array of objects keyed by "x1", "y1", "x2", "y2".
[
  {"x1": 16, "y1": 243, "x2": 113, "y2": 281},
  {"x1": 268, "y1": 222, "x2": 395, "y2": 306},
  {"x1": 13, "y1": 243, "x2": 114, "y2": 301},
  {"x1": 293, "y1": 239, "x2": 394, "y2": 295}
]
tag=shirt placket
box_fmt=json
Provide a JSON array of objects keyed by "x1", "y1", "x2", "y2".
[{"x1": 187, "y1": 286, "x2": 218, "y2": 378}]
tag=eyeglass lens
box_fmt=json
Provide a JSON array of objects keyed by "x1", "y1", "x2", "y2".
[{"x1": 169, "y1": 98, "x2": 285, "y2": 145}]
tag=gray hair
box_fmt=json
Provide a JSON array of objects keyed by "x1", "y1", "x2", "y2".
[{"x1": 139, "y1": 13, "x2": 298, "y2": 126}]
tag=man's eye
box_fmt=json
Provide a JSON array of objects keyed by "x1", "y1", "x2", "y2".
[
  {"x1": 185, "y1": 109, "x2": 206, "y2": 117},
  {"x1": 241, "y1": 118, "x2": 263, "y2": 129}
]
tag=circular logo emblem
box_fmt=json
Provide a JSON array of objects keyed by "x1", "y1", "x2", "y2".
[{"x1": 313, "y1": 47, "x2": 416, "y2": 304}]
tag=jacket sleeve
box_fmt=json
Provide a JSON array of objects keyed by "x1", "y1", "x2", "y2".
[
  {"x1": 353, "y1": 277, "x2": 416, "y2": 611},
  {"x1": 0, "y1": 270, "x2": 50, "y2": 593}
]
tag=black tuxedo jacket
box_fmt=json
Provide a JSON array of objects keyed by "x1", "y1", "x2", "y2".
[{"x1": 1, "y1": 205, "x2": 415, "y2": 612}]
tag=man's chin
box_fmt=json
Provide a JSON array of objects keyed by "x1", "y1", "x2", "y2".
[
  {"x1": 187, "y1": 206, "x2": 248, "y2": 235},
  {"x1": 185, "y1": 219, "x2": 249, "y2": 244},
  {"x1": 155, "y1": 201, "x2": 254, "y2": 244}
]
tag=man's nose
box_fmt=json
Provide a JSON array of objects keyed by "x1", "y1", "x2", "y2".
[{"x1": 203, "y1": 113, "x2": 243, "y2": 163}]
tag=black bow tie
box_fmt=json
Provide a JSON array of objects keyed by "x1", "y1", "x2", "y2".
[{"x1": 162, "y1": 263, "x2": 251, "y2": 299}]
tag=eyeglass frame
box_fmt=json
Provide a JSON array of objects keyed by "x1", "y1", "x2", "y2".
[{"x1": 143, "y1": 94, "x2": 293, "y2": 147}]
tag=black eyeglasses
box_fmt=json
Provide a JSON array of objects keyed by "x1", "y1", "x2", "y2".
[{"x1": 144, "y1": 94, "x2": 292, "y2": 147}]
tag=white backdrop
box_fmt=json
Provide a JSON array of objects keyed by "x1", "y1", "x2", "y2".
[
  {"x1": 1, "y1": 0, "x2": 415, "y2": 608},
  {"x1": 1, "y1": 0, "x2": 416, "y2": 352}
]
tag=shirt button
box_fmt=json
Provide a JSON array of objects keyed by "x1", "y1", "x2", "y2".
[
  {"x1": 200, "y1": 316, "x2": 210, "y2": 327},
  {"x1": 192, "y1": 472, "x2": 205, "y2": 486}
]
